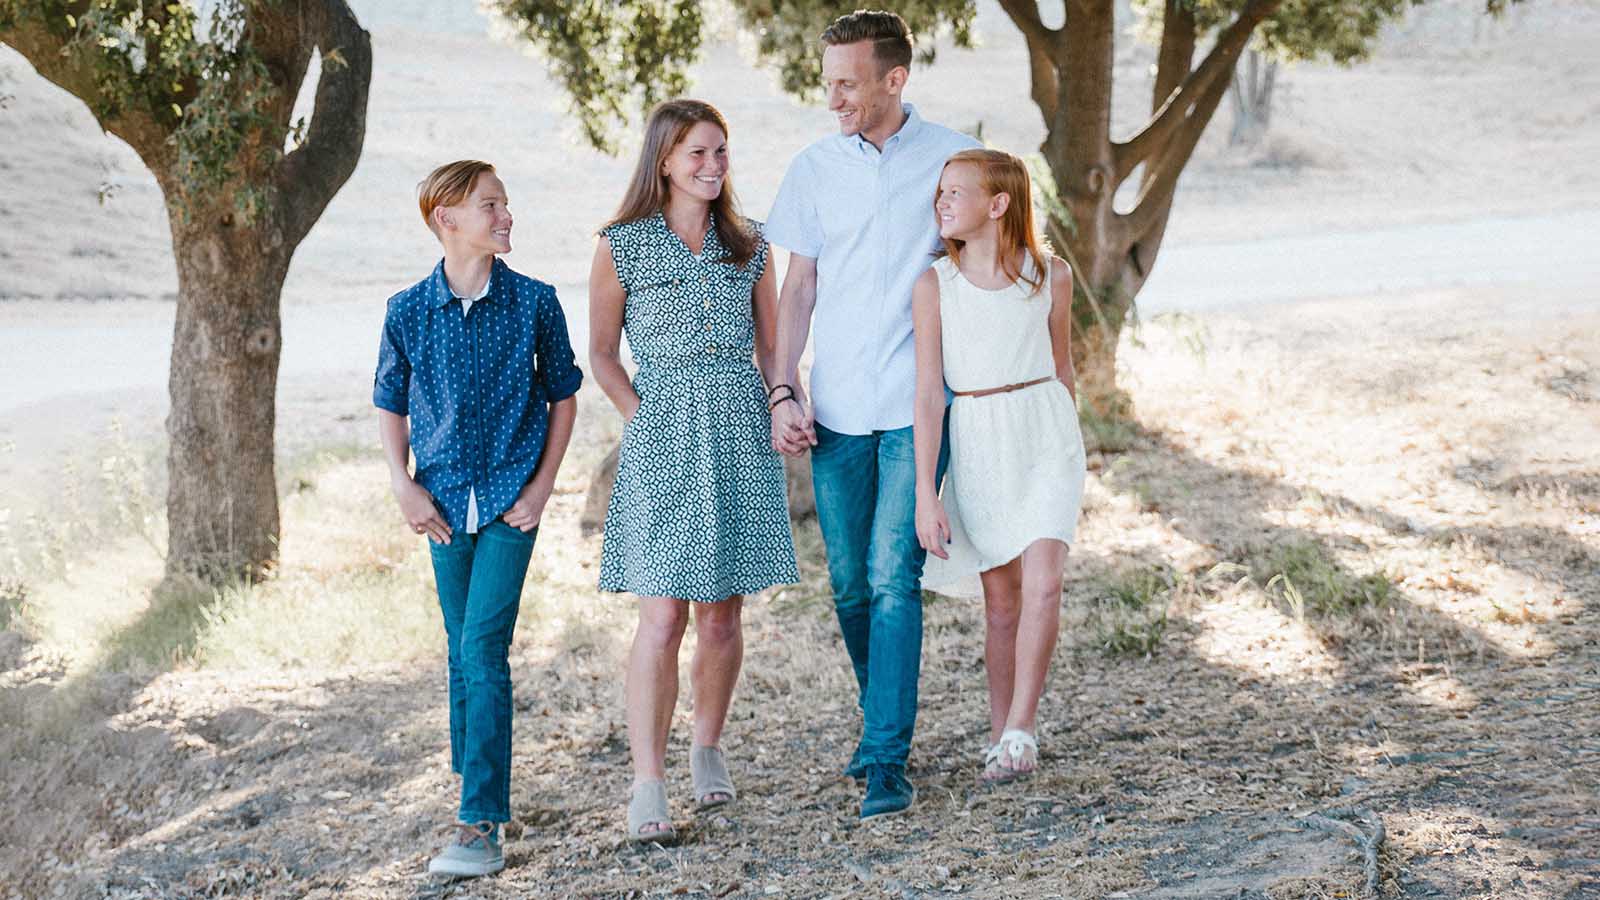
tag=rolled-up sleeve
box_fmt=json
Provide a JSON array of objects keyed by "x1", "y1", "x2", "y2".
[
  {"x1": 765, "y1": 156, "x2": 823, "y2": 258},
  {"x1": 533, "y1": 288, "x2": 583, "y2": 402},
  {"x1": 373, "y1": 304, "x2": 410, "y2": 415}
]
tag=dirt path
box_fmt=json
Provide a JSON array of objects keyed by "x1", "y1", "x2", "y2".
[{"x1": 4, "y1": 282, "x2": 1596, "y2": 899}]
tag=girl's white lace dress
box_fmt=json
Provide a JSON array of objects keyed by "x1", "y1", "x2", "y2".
[{"x1": 921, "y1": 255, "x2": 1087, "y2": 596}]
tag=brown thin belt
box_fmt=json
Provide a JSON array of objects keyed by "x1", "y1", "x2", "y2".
[{"x1": 952, "y1": 375, "x2": 1055, "y2": 399}]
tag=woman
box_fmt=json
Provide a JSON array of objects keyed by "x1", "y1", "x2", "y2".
[{"x1": 588, "y1": 99, "x2": 799, "y2": 843}]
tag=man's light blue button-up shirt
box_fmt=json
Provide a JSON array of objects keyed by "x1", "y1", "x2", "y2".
[{"x1": 765, "y1": 103, "x2": 980, "y2": 435}]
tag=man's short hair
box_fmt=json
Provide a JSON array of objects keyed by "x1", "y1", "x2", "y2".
[
  {"x1": 417, "y1": 160, "x2": 495, "y2": 235},
  {"x1": 820, "y1": 10, "x2": 913, "y2": 75}
]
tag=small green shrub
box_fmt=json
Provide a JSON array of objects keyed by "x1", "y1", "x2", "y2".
[
  {"x1": 1252, "y1": 541, "x2": 1394, "y2": 618},
  {"x1": 0, "y1": 578, "x2": 26, "y2": 631},
  {"x1": 1088, "y1": 565, "x2": 1175, "y2": 657}
]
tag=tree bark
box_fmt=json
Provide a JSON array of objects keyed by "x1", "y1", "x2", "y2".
[
  {"x1": 157, "y1": 0, "x2": 372, "y2": 582},
  {"x1": 162, "y1": 197, "x2": 294, "y2": 580}
]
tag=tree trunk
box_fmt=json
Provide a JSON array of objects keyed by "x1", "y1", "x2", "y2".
[
  {"x1": 1229, "y1": 50, "x2": 1277, "y2": 146},
  {"x1": 1, "y1": 0, "x2": 371, "y2": 584},
  {"x1": 163, "y1": 198, "x2": 294, "y2": 581},
  {"x1": 1003, "y1": 0, "x2": 1275, "y2": 420},
  {"x1": 1049, "y1": 192, "x2": 1139, "y2": 420}
]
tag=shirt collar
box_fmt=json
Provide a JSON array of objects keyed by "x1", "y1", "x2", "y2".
[
  {"x1": 850, "y1": 102, "x2": 923, "y2": 157},
  {"x1": 429, "y1": 257, "x2": 504, "y2": 308},
  {"x1": 655, "y1": 209, "x2": 722, "y2": 257}
]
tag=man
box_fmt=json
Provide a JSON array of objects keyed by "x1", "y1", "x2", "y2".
[
  {"x1": 374, "y1": 160, "x2": 582, "y2": 876},
  {"x1": 765, "y1": 10, "x2": 980, "y2": 820}
]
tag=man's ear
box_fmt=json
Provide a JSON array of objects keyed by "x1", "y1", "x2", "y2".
[
  {"x1": 433, "y1": 206, "x2": 453, "y2": 233},
  {"x1": 884, "y1": 65, "x2": 908, "y2": 96},
  {"x1": 990, "y1": 192, "x2": 1011, "y2": 220}
]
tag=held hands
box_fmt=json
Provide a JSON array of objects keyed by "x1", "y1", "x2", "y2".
[
  {"x1": 915, "y1": 492, "x2": 952, "y2": 560},
  {"x1": 770, "y1": 390, "x2": 817, "y2": 457},
  {"x1": 503, "y1": 479, "x2": 551, "y2": 532},
  {"x1": 394, "y1": 477, "x2": 451, "y2": 544}
]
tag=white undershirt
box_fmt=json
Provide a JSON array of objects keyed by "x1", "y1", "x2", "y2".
[{"x1": 455, "y1": 276, "x2": 491, "y2": 534}]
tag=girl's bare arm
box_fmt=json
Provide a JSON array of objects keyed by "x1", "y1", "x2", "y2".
[{"x1": 1046, "y1": 256, "x2": 1077, "y2": 402}]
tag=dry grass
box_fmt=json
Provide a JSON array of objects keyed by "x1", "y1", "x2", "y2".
[{"x1": 2, "y1": 286, "x2": 1597, "y2": 899}]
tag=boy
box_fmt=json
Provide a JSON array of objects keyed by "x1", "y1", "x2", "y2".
[{"x1": 373, "y1": 160, "x2": 581, "y2": 877}]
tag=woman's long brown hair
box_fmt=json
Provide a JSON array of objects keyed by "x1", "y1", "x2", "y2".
[
  {"x1": 602, "y1": 99, "x2": 759, "y2": 267},
  {"x1": 937, "y1": 148, "x2": 1050, "y2": 293}
]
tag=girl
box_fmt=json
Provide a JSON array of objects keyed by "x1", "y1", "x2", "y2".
[
  {"x1": 911, "y1": 148, "x2": 1087, "y2": 783},
  {"x1": 588, "y1": 100, "x2": 799, "y2": 842}
]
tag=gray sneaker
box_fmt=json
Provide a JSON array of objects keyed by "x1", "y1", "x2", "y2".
[{"x1": 428, "y1": 821, "x2": 504, "y2": 878}]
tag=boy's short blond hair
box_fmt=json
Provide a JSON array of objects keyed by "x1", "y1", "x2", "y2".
[{"x1": 417, "y1": 160, "x2": 495, "y2": 236}]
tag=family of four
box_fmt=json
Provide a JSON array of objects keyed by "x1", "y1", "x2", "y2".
[{"x1": 372, "y1": 11, "x2": 1088, "y2": 879}]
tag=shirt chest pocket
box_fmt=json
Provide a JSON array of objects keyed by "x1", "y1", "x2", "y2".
[{"x1": 625, "y1": 276, "x2": 689, "y2": 342}]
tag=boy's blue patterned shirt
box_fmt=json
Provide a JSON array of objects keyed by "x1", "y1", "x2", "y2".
[{"x1": 373, "y1": 257, "x2": 583, "y2": 532}]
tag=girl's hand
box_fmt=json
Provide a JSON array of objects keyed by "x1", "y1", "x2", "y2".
[{"x1": 916, "y1": 494, "x2": 952, "y2": 560}]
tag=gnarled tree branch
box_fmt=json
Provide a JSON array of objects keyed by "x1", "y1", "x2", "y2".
[
  {"x1": 1112, "y1": 0, "x2": 1276, "y2": 184},
  {"x1": 1120, "y1": 29, "x2": 1243, "y2": 242},
  {"x1": 0, "y1": 11, "x2": 171, "y2": 167},
  {"x1": 1021, "y1": 32, "x2": 1061, "y2": 126},
  {"x1": 997, "y1": 0, "x2": 1064, "y2": 63},
  {"x1": 1054, "y1": 0, "x2": 1118, "y2": 183},
  {"x1": 1152, "y1": 0, "x2": 1197, "y2": 113},
  {"x1": 274, "y1": 0, "x2": 373, "y2": 246}
]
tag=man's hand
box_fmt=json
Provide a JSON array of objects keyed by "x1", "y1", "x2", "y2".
[
  {"x1": 770, "y1": 396, "x2": 818, "y2": 457},
  {"x1": 503, "y1": 479, "x2": 552, "y2": 532},
  {"x1": 394, "y1": 478, "x2": 451, "y2": 544},
  {"x1": 915, "y1": 492, "x2": 952, "y2": 560}
]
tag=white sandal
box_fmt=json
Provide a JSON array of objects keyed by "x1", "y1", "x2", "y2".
[{"x1": 981, "y1": 729, "x2": 1038, "y2": 784}]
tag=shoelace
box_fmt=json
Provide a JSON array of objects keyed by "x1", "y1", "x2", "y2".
[{"x1": 447, "y1": 821, "x2": 495, "y2": 848}]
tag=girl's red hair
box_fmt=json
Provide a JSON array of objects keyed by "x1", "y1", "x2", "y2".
[{"x1": 937, "y1": 149, "x2": 1049, "y2": 292}]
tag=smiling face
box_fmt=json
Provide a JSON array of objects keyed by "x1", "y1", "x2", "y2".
[
  {"x1": 661, "y1": 120, "x2": 729, "y2": 204},
  {"x1": 435, "y1": 172, "x2": 512, "y2": 255},
  {"x1": 935, "y1": 162, "x2": 1007, "y2": 242},
  {"x1": 821, "y1": 40, "x2": 905, "y2": 142}
]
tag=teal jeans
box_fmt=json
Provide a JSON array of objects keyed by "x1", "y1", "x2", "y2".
[
  {"x1": 428, "y1": 520, "x2": 536, "y2": 824},
  {"x1": 810, "y1": 420, "x2": 947, "y2": 769}
]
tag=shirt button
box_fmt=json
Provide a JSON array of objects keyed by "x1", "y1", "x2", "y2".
[
  {"x1": 700, "y1": 274, "x2": 709, "y2": 284},
  {"x1": 706, "y1": 343, "x2": 716, "y2": 353},
  {"x1": 672, "y1": 278, "x2": 681, "y2": 286},
  {"x1": 704, "y1": 323, "x2": 713, "y2": 332}
]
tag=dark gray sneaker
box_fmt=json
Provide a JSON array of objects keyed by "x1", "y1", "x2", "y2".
[
  {"x1": 860, "y1": 763, "x2": 916, "y2": 820},
  {"x1": 428, "y1": 821, "x2": 504, "y2": 878}
]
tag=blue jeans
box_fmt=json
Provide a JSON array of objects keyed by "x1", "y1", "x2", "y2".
[
  {"x1": 810, "y1": 420, "x2": 947, "y2": 768},
  {"x1": 428, "y1": 520, "x2": 536, "y2": 824}
]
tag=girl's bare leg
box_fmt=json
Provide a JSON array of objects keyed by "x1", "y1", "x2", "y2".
[
  {"x1": 979, "y1": 559, "x2": 1024, "y2": 745},
  {"x1": 1001, "y1": 538, "x2": 1068, "y2": 773}
]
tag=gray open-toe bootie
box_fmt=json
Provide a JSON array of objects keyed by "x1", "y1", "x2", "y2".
[
  {"x1": 690, "y1": 744, "x2": 737, "y2": 811},
  {"x1": 627, "y1": 779, "x2": 677, "y2": 844}
]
